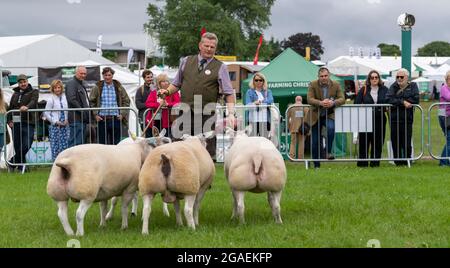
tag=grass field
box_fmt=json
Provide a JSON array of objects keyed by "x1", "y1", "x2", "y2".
[{"x1": 0, "y1": 160, "x2": 449, "y2": 248}]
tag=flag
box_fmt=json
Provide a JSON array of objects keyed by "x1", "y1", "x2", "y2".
[
  {"x1": 96, "y1": 34, "x2": 103, "y2": 55},
  {"x1": 253, "y1": 35, "x2": 263, "y2": 65},
  {"x1": 200, "y1": 27, "x2": 206, "y2": 37}
]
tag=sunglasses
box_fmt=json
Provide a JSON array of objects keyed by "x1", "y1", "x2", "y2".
[
  {"x1": 254, "y1": 79, "x2": 264, "y2": 82},
  {"x1": 370, "y1": 76, "x2": 379, "y2": 80},
  {"x1": 396, "y1": 76, "x2": 405, "y2": 79}
]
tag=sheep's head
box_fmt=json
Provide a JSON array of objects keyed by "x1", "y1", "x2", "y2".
[
  {"x1": 180, "y1": 131, "x2": 215, "y2": 148},
  {"x1": 146, "y1": 128, "x2": 172, "y2": 148},
  {"x1": 225, "y1": 125, "x2": 252, "y2": 145}
]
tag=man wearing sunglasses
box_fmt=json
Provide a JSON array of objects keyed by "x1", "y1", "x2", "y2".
[{"x1": 386, "y1": 68, "x2": 419, "y2": 166}]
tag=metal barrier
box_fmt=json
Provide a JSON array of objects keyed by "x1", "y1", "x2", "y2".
[
  {"x1": 215, "y1": 104, "x2": 281, "y2": 162},
  {"x1": 285, "y1": 104, "x2": 424, "y2": 169},
  {"x1": 3, "y1": 107, "x2": 139, "y2": 170},
  {"x1": 427, "y1": 102, "x2": 450, "y2": 163}
]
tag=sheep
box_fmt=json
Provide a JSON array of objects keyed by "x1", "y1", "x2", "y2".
[
  {"x1": 105, "y1": 128, "x2": 171, "y2": 220},
  {"x1": 224, "y1": 126, "x2": 287, "y2": 224},
  {"x1": 138, "y1": 132, "x2": 215, "y2": 234},
  {"x1": 46, "y1": 137, "x2": 160, "y2": 236}
]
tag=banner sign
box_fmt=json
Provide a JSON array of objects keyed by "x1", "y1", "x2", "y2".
[
  {"x1": 268, "y1": 81, "x2": 310, "y2": 89},
  {"x1": 38, "y1": 66, "x2": 100, "y2": 90}
]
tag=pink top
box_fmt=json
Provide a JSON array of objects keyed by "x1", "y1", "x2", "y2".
[
  {"x1": 145, "y1": 90, "x2": 180, "y2": 128},
  {"x1": 440, "y1": 84, "x2": 450, "y2": 116}
]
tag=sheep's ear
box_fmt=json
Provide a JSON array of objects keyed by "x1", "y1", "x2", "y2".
[
  {"x1": 152, "y1": 127, "x2": 160, "y2": 138},
  {"x1": 158, "y1": 128, "x2": 167, "y2": 138},
  {"x1": 161, "y1": 137, "x2": 172, "y2": 144},
  {"x1": 203, "y1": 131, "x2": 215, "y2": 139},
  {"x1": 180, "y1": 134, "x2": 190, "y2": 140},
  {"x1": 225, "y1": 127, "x2": 235, "y2": 137}
]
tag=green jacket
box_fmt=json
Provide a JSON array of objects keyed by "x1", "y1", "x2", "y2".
[{"x1": 89, "y1": 79, "x2": 130, "y2": 121}]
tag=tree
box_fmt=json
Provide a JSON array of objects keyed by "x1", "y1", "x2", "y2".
[
  {"x1": 280, "y1": 32, "x2": 324, "y2": 61},
  {"x1": 144, "y1": 0, "x2": 275, "y2": 66},
  {"x1": 268, "y1": 37, "x2": 283, "y2": 59},
  {"x1": 377, "y1": 43, "x2": 401, "y2": 56},
  {"x1": 417, "y1": 41, "x2": 450, "y2": 56}
]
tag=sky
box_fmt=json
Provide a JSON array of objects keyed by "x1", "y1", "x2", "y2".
[{"x1": 1, "y1": 0, "x2": 449, "y2": 63}]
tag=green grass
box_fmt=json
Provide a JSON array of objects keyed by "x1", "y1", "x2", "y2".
[{"x1": 0, "y1": 161, "x2": 449, "y2": 248}]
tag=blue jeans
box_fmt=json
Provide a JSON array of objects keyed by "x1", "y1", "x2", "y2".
[
  {"x1": 438, "y1": 116, "x2": 450, "y2": 166},
  {"x1": 0, "y1": 133, "x2": 4, "y2": 154},
  {"x1": 311, "y1": 117, "x2": 335, "y2": 168},
  {"x1": 69, "y1": 122, "x2": 86, "y2": 147}
]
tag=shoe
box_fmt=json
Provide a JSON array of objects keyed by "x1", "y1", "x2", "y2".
[{"x1": 326, "y1": 153, "x2": 335, "y2": 160}]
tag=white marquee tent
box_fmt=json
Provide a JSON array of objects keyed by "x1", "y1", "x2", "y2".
[{"x1": 0, "y1": 35, "x2": 143, "y2": 136}]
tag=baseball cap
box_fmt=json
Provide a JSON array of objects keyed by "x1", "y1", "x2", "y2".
[{"x1": 17, "y1": 74, "x2": 28, "y2": 82}]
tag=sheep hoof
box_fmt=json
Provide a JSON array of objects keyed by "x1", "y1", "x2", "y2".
[
  {"x1": 121, "y1": 225, "x2": 128, "y2": 230},
  {"x1": 131, "y1": 212, "x2": 137, "y2": 217},
  {"x1": 105, "y1": 214, "x2": 113, "y2": 221},
  {"x1": 66, "y1": 230, "x2": 75, "y2": 236},
  {"x1": 142, "y1": 230, "x2": 149, "y2": 235}
]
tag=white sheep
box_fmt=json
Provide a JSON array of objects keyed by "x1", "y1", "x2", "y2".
[
  {"x1": 47, "y1": 137, "x2": 158, "y2": 236},
  {"x1": 106, "y1": 128, "x2": 171, "y2": 219},
  {"x1": 224, "y1": 127, "x2": 286, "y2": 224},
  {"x1": 138, "y1": 133, "x2": 215, "y2": 234}
]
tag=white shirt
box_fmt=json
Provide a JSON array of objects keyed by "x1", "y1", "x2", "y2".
[
  {"x1": 370, "y1": 86, "x2": 379, "y2": 103},
  {"x1": 249, "y1": 90, "x2": 268, "y2": 122},
  {"x1": 43, "y1": 94, "x2": 69, "y2": 125}
]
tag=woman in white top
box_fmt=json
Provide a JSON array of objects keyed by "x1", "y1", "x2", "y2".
[
  {"x1": 245, "y1": 72, "x2": 274, "y2": 139},
  {"x1": 354, "y1": 70, "x2": 389, "y2": 167},
  {"x1": 44, "y1": 80, "x2": 69, "y2": 160}
]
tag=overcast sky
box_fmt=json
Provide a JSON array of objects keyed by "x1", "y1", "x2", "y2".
[{"x1": 1, "y1": 0, "x2": 449, "y2": 62}]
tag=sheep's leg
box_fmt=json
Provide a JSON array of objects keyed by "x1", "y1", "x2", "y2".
[
  {"x1": 120, "y1": 192, "x2": 134, "y2": 230},
  {"x1": 76, "y1": 200, "x2": 93, "y2": 236},
  {"x1": 57, "y1": 201, "x2": 74, "y2": 236},
  {"x1": 142, "y1": 193, "x2": 154, "y2": 235},
  {"x1": 131, "y1": 192, "x2": 138, "y2": 217},
  {"x1": 162, "y1": 202, "x2": 170, "y2": 217},
  {"x1": 193, "y1": 185, "x2": 209, "y2": 226},
  {"x1": 230, "y1": 191, "x2": 238, "y2": 220},
  {"x1": 174, "y1": 199, "x2": 183, "y2": 226},
  {"x1": 184, "y1": 195, "x2": 196, "y2": 230},
  {"x1": 105, "y1": 196, "x2": 118, "y2": 221},
  {"x1": 234, "y1": 190, "x2": 246, "y2": 224},
  {"x1": 268, "y1": 191, "x2": 283, "y2": 224},
  {"x1": 99, "y1": 200, "x2": 107, "y2": 227}
]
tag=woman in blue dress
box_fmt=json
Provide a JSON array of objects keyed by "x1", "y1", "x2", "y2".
[{"x1": 44, "y1": 80, "x2": 69, "y2": 160}]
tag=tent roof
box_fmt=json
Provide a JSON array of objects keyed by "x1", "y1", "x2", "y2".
[
  {"x1": 328, "y1": 55, "x2": 450, "y2": 76},
  {"x1": 0, "y1": 34, "x2": 116, "y2": 76},
  {"x1": 0, "y1": 34, "x2": 54, "y2": 56},
  {"x1": 256, "y1": 48, "x2": 320, "y2": 83},
  {"x1": 412, "y1": 76, "x2": 431, "y2": 82}
]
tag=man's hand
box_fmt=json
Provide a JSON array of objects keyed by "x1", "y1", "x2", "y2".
[
  {"x1": 95, "y1": 115, "x2": 103, "y2": 122},
  {"x1": 8, "y1": 121, "x2": 13, "y2": 128},
  {"x1": 320, "y1": 99, "x2": 333, "y2": 108},
  {"x1": 117, "y1": 115, "x2": 123, "y2": 121},
  {"x1": 159, "y1": 89, "x2": 169, "y2": 97},
  {"x1": 19, "y1": 106, "x2": 28, "y2": 112},
  {"x1": 403, "y1": 100, "x2": 412, "y2": 109},
  {"x1": 226, "y1": 113, "x2": 236, "y2": 129}
]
